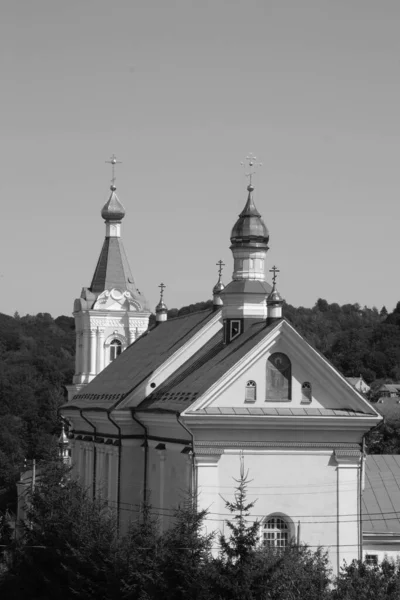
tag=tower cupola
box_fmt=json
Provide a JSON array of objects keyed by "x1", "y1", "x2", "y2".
[
  {"x1": 267, "y1": 266, "x2": 283, "y2": 325},
  {"x1": 220, "y1": 154, "x2": 273, "y2": 331},
  {"x1": 156, "y1": 283, "x2": 168, "y2": 323},
  {"x1": 213, "y1": 260, "x2": 225, "y2": 309},
  {"x1": 101, "y1": 185, "x2": 126, "y2": 222}
]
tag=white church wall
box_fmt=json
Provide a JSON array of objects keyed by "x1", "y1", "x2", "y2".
[{"x1": 196, "y1": 449, "x2": 361, "y2": 575}]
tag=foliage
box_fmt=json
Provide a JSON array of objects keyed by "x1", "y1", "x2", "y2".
[
  {"x1": 0, "y1": 312, "x2": 74, "y2": 501},
  {"x1": 331, "y1": 558, "x2": 400, "y2": 599}
]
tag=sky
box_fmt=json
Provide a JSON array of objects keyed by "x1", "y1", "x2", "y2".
[{"x1": 1, "y1": 0, "x2": 400, "y2": 318}]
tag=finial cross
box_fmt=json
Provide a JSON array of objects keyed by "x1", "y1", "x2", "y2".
[
  {"x1": 241, "y1": 153, "x2": 262, "y2": 186},
  {"x1": 269, "y1": 265, "x2": 280, "y2": 286},
  {"x1": 105, "y1": 154, "x2": 122, "y2": 187},
  {"x1": 159, "y1": 282, "x2": 166, "y2": 300},
  {"x1": 216, "y1": 259, "x2": 225, "y2": 279}
]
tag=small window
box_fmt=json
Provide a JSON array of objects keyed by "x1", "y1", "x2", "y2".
[
  {"x1": 262, "y1": 517, "x2": 289, "y2": 548},
  {"x1": 266, "y1": 353, "x2": 291, "y2": 401},
  {"x1": 301, "y1": 382, "x2": 312, "y2": 404},
  {"x1": 110, "y1": 339, "x2": 122, "y2": 361},
  {"x1": 245, "y1": 381, "x2": 256, "y2": 403},
  {"x1": 365, "y1": 554, "x2": 378, "y2": 566},
  {"x1": 230, "y1": 320, "x2": 241, "y2": 341}
]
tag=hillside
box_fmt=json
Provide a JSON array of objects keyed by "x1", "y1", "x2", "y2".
[{"x1": 1, "y1": 299, "x2": 400, "y2": 500}]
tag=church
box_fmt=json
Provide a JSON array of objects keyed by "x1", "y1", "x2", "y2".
[{"x1": 61, "y1": 156, "x2": 381, "y2": 575}]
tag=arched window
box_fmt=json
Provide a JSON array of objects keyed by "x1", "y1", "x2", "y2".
[
  {"x1": 266, "y1": 353, "x2": 291, "y2": 401},
  {"x1": 245, "y1": 380, "x2": 257, "y2": 402},
  {"x1": 262, "y1": 516, "x2": 289, "y2": 548},
  {"x1": 301, "y1": 382, "x2": 312, "y2": 404},
  {"x1": 109, "y1": 339, "x2": 122, "y2": 362}
]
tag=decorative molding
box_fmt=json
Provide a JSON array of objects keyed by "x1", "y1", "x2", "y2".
[
  {"x1": 194, "y1": 447, "x2": 224, "y2": 456},
  {"x1": 195, "y1": 441, "x2": 361, "y2": 450}
]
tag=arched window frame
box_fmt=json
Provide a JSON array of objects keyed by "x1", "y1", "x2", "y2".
[
  {"x1": 104, "y1": 333, "x2": 126, "y2": 365},
  {"x1": 301, "y1": 381, "x2": 312, "y2": 404},
  {"x1": 266, "y1": 352, "x2": 292, "y2": 401},
  {"x1": 109, "y1": 339, "x2": 122, "y2": 361},
  {"x1": 261, "y1": 514, "x2": 294, "y2": 549},
  {"x1": 245, "y1": 380, "x2": 257, "y2": 403}
]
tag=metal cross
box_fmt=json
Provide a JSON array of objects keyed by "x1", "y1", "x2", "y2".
[
  {"x1": 159, "y1": 282, "x2": 166, "y2": 300},
  {"x1": 241, "y1": 153, "x2": 262, "y2": 186},
  {"x1": 269, "y1": 265, "x2": 280, "y2": 286},
  {"x1": 216, "y1": 259, "x2": 225, "y2": 279},
  {"x1": 105, "y1": 154, "x2": 122, "y2": 187}
]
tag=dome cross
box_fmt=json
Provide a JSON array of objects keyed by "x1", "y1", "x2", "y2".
[
  {"x1": 269, "y1": 265, "x2": 280, "y2": 286},
  {"x1": 105, "y1": 154, "x2": 122, "y2": 189},
  {"x1": 241, "y1": 153, "x2": 262, "y2": 188},
  {"x1": 216, "y1": 259, "x2": 225, "y2": 280}
]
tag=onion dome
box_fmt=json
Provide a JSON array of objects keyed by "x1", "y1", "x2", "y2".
[
  {"x1": 156, "y1": 283, "x2": 168, "y2": 323},
  {"x1": 267, "y1": 286, "x2": 283, "y2": 306},
  {"x1": 230, "y1": 184, "x2": 269, "y2": 249},
  {"x1": 213, "y1": 280, "x2": 225, "y2": 295},
  {"x1": 58, "y1": 423, "x2": 69, "y2": 446},
  {"x1": 101, "y1": 185, "x2": 126, "y2": 221}
]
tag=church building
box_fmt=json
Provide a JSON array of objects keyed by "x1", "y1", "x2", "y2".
[{"x1": 62, "y1": 157, "x2": 381, "y2": 575}]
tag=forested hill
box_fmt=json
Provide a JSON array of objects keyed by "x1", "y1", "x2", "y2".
[{"x1": 1, "y1": 299, "x2": 400, "y2": 495}]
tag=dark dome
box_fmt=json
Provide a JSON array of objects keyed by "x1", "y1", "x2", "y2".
[
  {"x1": 230, "y1": 186, "x2": 269, "y2": 248},
  {"x1": 101, "y1": 186, "x2": 126, "y2": 221}
]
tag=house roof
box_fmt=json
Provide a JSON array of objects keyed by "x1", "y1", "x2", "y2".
[
  {"x1": 372, "y1": 398, "x2": 400, "y2": 421},
  {"x1": 64, "y1": 309, "x2": 217, "y2": 411},
  {"x1": 362, "y1": 455, "x2": 400, "y2": 534},
  {"x1": 378, "y1": 384, "x2": 400, "y2": 393}
]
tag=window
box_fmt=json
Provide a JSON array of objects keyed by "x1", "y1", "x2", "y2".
[
  {"x1": 262, "y1": 517, "x2": 289, "y2": 548},
  {"x1": 230, "y1": 320, "x2": 241, "y2": 341},
  {"x1": 301, "y1": 382, "x2": 312, "y2": 404},
  {"x1": 245, "y1": 380, "x2": 256, "y2": 402},
  {"x1": 365, "y1": 554, "x2": 378, "y2": 566},
  {"x1": 110, "y1": 339, "x2": 122, "y2": 361},
  {"x1": 266, "y1": 353, "x2": 291, "y2": 401}
]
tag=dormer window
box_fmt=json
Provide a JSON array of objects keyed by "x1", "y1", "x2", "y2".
[
  {"x1": 245, "y1": 380, "x2": 257, "y2": 402},
  {"x1": 110, "y1": 339, "x2": 122, "y2": 361},
  {"x1": 230, "y1": 320, "x2": 241, "y2": 341}
]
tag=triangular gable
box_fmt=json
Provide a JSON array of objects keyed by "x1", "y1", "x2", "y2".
[{"x1": 183, "y1": 319, "x2": 380, "y2": 417}]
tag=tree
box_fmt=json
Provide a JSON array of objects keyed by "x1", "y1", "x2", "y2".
[{"x1": 331, "y1": 558, "x2": 400, "y2": 600}]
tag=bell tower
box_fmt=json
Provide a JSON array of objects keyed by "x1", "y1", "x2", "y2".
[{"x1": 66, "y1": 156, "x2": 151, "y2": 401}]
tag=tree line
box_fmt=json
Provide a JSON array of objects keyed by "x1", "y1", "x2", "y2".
[
  {"x1": 1, "y1": 299, "x2": 400, "y2": 506},
  {"x1": 1, "y1": 457, "x2": 399, "y2": 600}
]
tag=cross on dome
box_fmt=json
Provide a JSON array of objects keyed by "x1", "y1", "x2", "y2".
[
  {"x1": 216, "y1": 259, "x2": 225, "y2": 280},
  {"x1": 105, "y1": 154, "x2": 122, "y2": 190},
  {"x1": 241, "y1": 153, "x2": 262, "y2": 188},
  {"x1": 269, "y1": 265, "x2": 280, "y2": 286},
  {"x1": 158, "y1": 282, "x2": 166, "y2": 300}
]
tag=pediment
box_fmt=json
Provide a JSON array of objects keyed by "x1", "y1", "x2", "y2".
[
  {"x1": 93, "y1": 288, "x2": 142, "y2": 311},
  {"x1": 184, "y1": 320, "x2": 379, "y2": 418}
]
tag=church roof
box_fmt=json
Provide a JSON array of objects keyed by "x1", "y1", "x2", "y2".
[
  {"x1": 362, "y1": 455, "x2": 400, "y2": 534},
  {"x1": 64, "y1": 309, "x2": 217, "y2": 410}
]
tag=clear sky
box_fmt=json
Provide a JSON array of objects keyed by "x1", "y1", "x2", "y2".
[{"x1": 1, "y1": 0, "x2": 399, "y2": 318}]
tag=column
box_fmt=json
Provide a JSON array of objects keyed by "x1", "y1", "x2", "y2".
[
  {"x1": 158, "y1": 448, "x2": 167, "y2": 531},
  {"x1": 96, "y1": 446, "x2": 105, "y2": 497},
  {"x1": 75, "y1": 331, "x2": 81, "y2": 374},
  {"x1": 97, "y1": 328, "x2": 105, "y2": 373},
  {"x1": 108, "y1": 448, "x2": 116, "y2": 504},
  {"x1": 82, "y1": 330, "x2": 90, "y2": 379},
  {"x1": 195, "y1": 450, "x2": 222, "y2": 538},
  {"x1": 128, "y1": 328, "x2": 136, "y2": 345},
  {"x1": 89, "y1": 329, "x2": 97, "y2": 376},
  {"x1": 335, "y1": 451, "x2": 361, "y2": 572}
]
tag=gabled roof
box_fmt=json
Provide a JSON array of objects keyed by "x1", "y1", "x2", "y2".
[
  {"x1": 63, "y1": 309, "x2": 216, "y2": 411},
  {"x1": 138, "y1": 320, "x2": 279, "y2": 413},
  {"x1": 362, "y1": 455, "x2": 400, "y2": 534}
]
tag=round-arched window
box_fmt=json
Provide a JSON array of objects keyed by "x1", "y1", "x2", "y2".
[
  {"x1": 245, "y1": 380, "x2": 257, "y2": 402},
  {"x1": 266, "y1": 353, "x2": 291, "y2": 400},
  {"x1": 110, "y1": 339, "x2": 122, "y2": 362},
  {"x1": 262, "y1": 516, "x2": 289, "y2": 548}
]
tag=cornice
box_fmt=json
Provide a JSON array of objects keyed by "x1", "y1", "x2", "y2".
[{"x1": 194, "y1": 440, "x2": 361, "y2": 450}]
